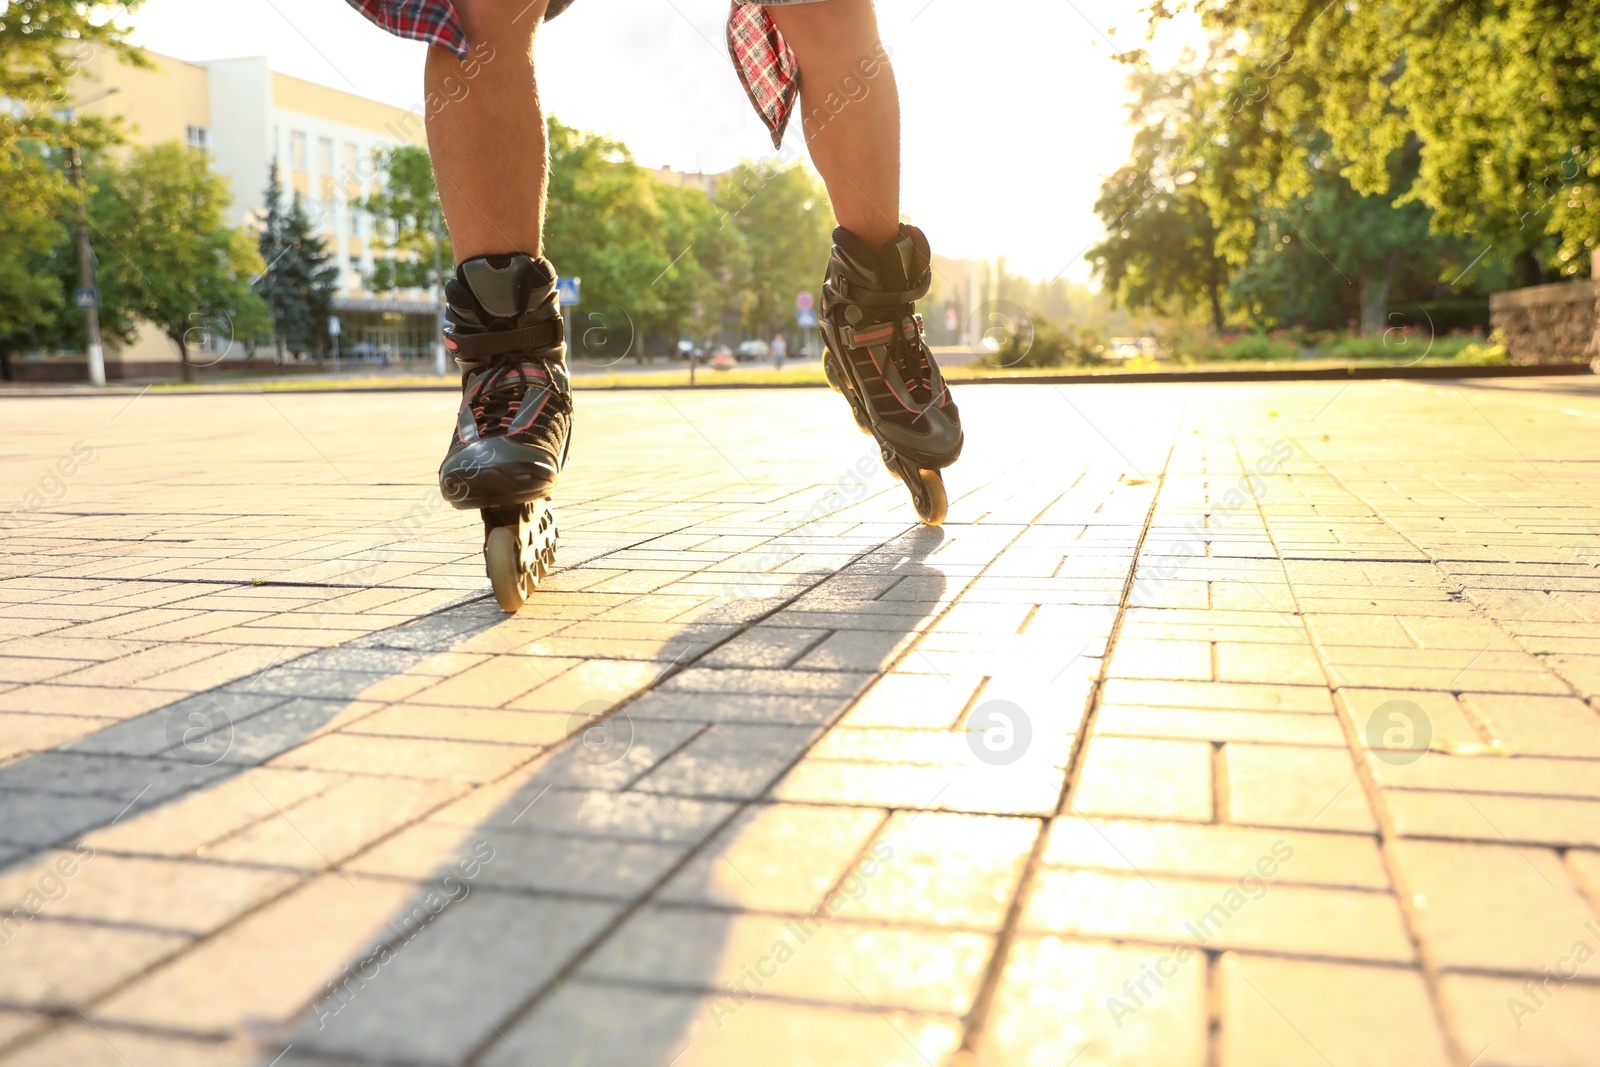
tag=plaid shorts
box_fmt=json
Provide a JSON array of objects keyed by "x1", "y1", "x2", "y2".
[{"x1": 342, "y1": 0, "x2": 819, "y2": 147}]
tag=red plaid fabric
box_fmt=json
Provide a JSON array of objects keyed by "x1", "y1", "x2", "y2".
[
  {"x1": 727, "y1": 2, "x2": 800, "y2": 149},
  {"x1": 343, "y1": 0, "x2": 468, "y2": 57},
  {"x1": 344, "y1": 0, "x2": 798, "y2": 147}
]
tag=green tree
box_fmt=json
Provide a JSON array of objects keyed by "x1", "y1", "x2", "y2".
[
  {"x1": 646, "y1": 180, "x2": 739, "y2": 356},
  {"x1": 544, "y1": 119, "x2": 675, "y2": 360},
  {"x1": 362, "y1": 144, "x2": 451, "y2": 293},
  {"x1": 1, "y1": 0, "x2": 146, "y2": 376},
  {"x1": 256, "y1": 165, "x2": 338, "y2": 359},
  {"x1": 1089, "y1": 62, "x2": 1232, "y2": 332},
  {"x1": 1229, "y1": 139, "x2": 1454, "y2": 332},
  {"x1": 714, "y1": 160, "x2": 833, "y2": 337},
  {"x1": 91, "y1": 144, "x2": 270, "y2": 381},
  {"x1": 1152, "y1": 0, "x2": 1600, "y2": 283}
]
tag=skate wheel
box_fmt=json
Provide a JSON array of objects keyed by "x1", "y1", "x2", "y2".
[
  {"x1": 911, "y1": 469, "x2": 948, "y2": 526},
  {"x1": 485, "y1": 526, "x2": 529, "y2": 613}
]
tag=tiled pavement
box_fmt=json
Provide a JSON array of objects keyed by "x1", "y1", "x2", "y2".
[{"x1": 1, "y1": 377, "x2": 1599, "y2": 1066}]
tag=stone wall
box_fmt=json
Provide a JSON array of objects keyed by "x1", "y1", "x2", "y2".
[{"x1": 1489, "y1": 277, "x2": 1599, "y2": 365}]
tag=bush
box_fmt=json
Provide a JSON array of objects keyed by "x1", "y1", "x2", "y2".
[
  {"x1": 1192, "y1": 332, "x2": 1301, "y2": 362},
  {"x1": 1319, "y1": 331, "x2": 1485, "y2": 362},
  {"x1": 987, "y1": 315, "x2": 1104, "y2": 368}
]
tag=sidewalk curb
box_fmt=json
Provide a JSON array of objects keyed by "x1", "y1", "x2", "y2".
[{"x1": 0, "y1": 362, "x2": 1591, "y2": 398}]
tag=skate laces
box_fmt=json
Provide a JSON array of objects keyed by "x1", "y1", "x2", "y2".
[{"x1": 467, "y1": 360, "x2": 567, "y2": 436}]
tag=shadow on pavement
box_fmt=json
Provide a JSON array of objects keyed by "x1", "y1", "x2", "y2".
[{"x1": 0, "y1": 523, "x2": 962, "y2": 1067}]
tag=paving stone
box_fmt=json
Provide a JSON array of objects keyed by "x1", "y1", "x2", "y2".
[
  {"x1": 977, "y1": 936, "x2": 1207, "y2": 1067},
  {"x1": 1073, "y1": 737, "x2": 1213, "y2": 821},
  {"x1": 80, "y1": 767, "x2": 341, "y2": 857},
  {"x1": 1437, "y1": 973, "x2": 1600, "y2": 1067},
  {"x1": 0, "y1": 1027, "x2": 262, "y2": 1067},
  {"x1": 1042, "y1": 817, "x2": 1389, "y2": 889},
  {"x1": 1022, "y1": 868, "x2": 1413, "y2": 962},
  {"x1": 1391, "y1": 839, "x2": 1599, "y2": 971},
  {"x1": 658, "y1": 803, "x2": 884, "y2": 913},
  {"x1": 0, "y1": 918, "x2": 187, "y2": 1010},
  {"x1": 1101, "y1": 679, "x2": 1334, "y2": 714},
  {"x1": 1093, "y1": 704, "x2": 1346, "y2": 745},
  {"x1": 772, "y1": 758, "x2": 1064, "y2": 816},
  {"x1": 267, "y1": 733, "x2": 539, "y2": 783},
  {"x1": 343, "y1": 703, "x2": 573, "y2": 746},
  {"x1": 583, "y1": 906, "x2": 992, "y2": 1014},
  {"x1": 484, "y1": 980, "x2": 963, "y2": 1067},
  {"x1": 1459, "y1": 692, "x2": 1600, "y2": 757},
  {"x1": 846, "y1": 811, "x2": 1038, "y2": 930},
  {"x1": 1224, "y1": 743, "x2": 1376, "y2": 832},
  {"x1": 203, "y1": 776, "x2": 466, "y2": 869},
  {"x1": 431, "y1": 782, "x2": 737, "y2": 844},
  {"x1": 1216, "y1": 954, "x2": 1452, "y2": 1067},
  {"x1": 506, "y1": 658, "x2": 667, "y2": 713},
  {"x1": 0, "y1": 851, "x2": 300, "y2": 935},
  {"x1": 350, "y1": 821, "x2": 687, "y2": 898},
  {"x1": 289, "y1": 890, "x2": 620, "y2": 1064},
  {"x1": 93, "y1": 873, "x2": 424, "y2": 1035},
  {"x1": 634, "y1": 723, "x2": 820, "y2": 799},
  {"x1": 662, "y1": 667, "x2": 872, "y2": 699},
  {"x1": 1387, "y1": 790, "x2": 1600, "y2": 848}
]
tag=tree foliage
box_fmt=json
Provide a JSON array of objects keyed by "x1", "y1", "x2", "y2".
[
  {"x1": 257, "y1": 164, "x2": 338, "y2": 359},
  {"x1": 90, "y1": 144, "x2": 270, "y2": 380},
  {"x1": 362, "y1": 144, "x2": 451, "y2": 293},
  {"x1": 361, "y1": 120, "x2": 831, "y2": 358},
  {"x1": 1148, "y1": 0, "x2": 1600, "y2": 282}
]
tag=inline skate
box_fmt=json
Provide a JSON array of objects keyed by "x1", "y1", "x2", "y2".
[
  {"x1": 437, "y1": 253, "x2": 571, "y2": 612},
  {"x1": 819, "y1": 224, "x2": 962, "y2": 525}
]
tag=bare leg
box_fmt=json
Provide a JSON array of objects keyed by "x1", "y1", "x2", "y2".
[
  {"x1": 765, "y1": 0, "x2": 901, "y2": 245},
  {"x1": 424, "y1": 0, "x2": 550, "y2": 261}
]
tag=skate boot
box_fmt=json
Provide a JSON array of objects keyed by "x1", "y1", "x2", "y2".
[
  {"x1": 437, "y1": 253, "x2": 572, "y2": 613},
  {"x1": 820, "y1": 224, "x2": 962, "y2": 525}
]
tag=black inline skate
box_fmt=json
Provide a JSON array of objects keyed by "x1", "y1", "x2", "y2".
[
  {"x1": 820, "y1": 224, "x2": 962, "y2": 525},
  {"x1": 437, "y1": 253, "x2": 571, "y2": 612}
]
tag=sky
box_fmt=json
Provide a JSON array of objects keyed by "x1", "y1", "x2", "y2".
[{"x1": 125, "y1": 0, "x2": 1206, "y2": 285}]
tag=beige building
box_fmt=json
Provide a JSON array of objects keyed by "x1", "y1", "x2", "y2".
[{"x1": 71, "y1": 48, "x2": 434, "y2": 372}]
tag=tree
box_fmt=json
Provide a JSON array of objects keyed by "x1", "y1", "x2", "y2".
[
  {"x1": 1150, "y1": 0, "x2": 1600, "y2": 282},
  {"x1": 713, "y1": 160, "x2": 833, "y2": 337},
  {"x1": 1, "y1": 0, "x2": 146, "y2": 377},
  {"x1": 1229, "y1": 138, "x2": 1454, "y2": 333},
  {"x1": 1089, "y1": 62, "x2": 1233, "y2": 332},
  {"x1": 256, "y1": 164, "x2": 338, "y2": 360},
  {"x1": 363, "y1": 144, "x2": 451, "y2": 293},
  {"x1": 90, "y1": 144, "x2": 270, "y2": 381}
]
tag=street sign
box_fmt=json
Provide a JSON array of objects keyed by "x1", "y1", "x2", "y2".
[
  {"x1": 74, "y1": 287, "x2": 97, "y2": 309},
  {"x1": 795, "y1": 291, "x2": 814, "y2": 312},
  {"x1": 797, "y1": 307, "x2": 817, "y2": 329},
  {"x1": 944, "y1": 306, "x2": 959, "y2": 332},
  {"x1": 558, "y1": 277, "x2": 582, "y2": 306},
  {"x1": 327, "y1": 316, "x2": 342, "y2": 337}
]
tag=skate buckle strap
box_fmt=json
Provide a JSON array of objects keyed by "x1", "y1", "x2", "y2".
[
  {"x1": 840, "y1": 318, "x2": 921, "y2": 351},
  {"x1": 447, "y1": 320, "x2": 566, "y2": 364}
]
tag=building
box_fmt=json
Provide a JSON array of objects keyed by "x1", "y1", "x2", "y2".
[{"x1": 72, "y1": 48, "x2": 436, "y2": 372}]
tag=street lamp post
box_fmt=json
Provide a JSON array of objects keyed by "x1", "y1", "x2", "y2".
[
  {"x1": 432, "y1": 208, "x2": 448, "y2": 376},
  {"x1": 65, "y1": 88, "x2": 119, "y2": 387}
]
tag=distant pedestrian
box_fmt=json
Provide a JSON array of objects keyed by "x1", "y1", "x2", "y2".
[{"x1": 771, "y1": 333, "x2": 787, "y2": 369}]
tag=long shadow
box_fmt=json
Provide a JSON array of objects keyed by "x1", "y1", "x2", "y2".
[{"x1": 0, "y1": 505, "x2": 958, "y2": 1066}]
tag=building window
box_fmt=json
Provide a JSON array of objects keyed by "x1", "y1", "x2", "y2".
[
  {"x1": 343, "y1": 142, "x2": 360, "y2": 183},
  {"x1": 317, "y1": 137, "x2": 334, "y2": 179},
  {"x1": 186, "y1": 125, "x2": 209, "y2": 149},
  {"x1": 349, "y1": 211, "x2": 362, "y2": 237},
  {"x1": 289, "y1": 131, "x2": 308, "y2": 173}
]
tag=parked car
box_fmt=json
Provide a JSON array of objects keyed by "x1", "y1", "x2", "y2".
[
  {"x1": 709, "y1": 347, "x2": 736, "y2": 371},
  {"x1": 735, "y1": 340, "x2": 771, "y2": 362}
]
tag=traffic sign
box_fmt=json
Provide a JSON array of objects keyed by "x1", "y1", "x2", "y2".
[
  {"x1": 74, "y1": 287, "x2": 97, "y2": 309},
  {"x1": 558, "y1": 277, "x2": 582, "y2": 306},
  {"x1": 327, "y1": 315, "x2": 342, "y2": 337},
  {"x1": 796, "y1": 291, "x2": 814, "y2": 311},
  {"x1": 797, "y1": 307, "x2": 817, "y2": 329}
]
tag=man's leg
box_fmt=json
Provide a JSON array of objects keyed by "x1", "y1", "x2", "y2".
[
  {"x1": 424, "y1": 0, "x2": 549, "y2": 259},
  {"x1": 425, "y1": 0, "x2": 571, "y2": 613},
  {"x1": 765, "y1": 0, "x2": 901, "y2": 244}
]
